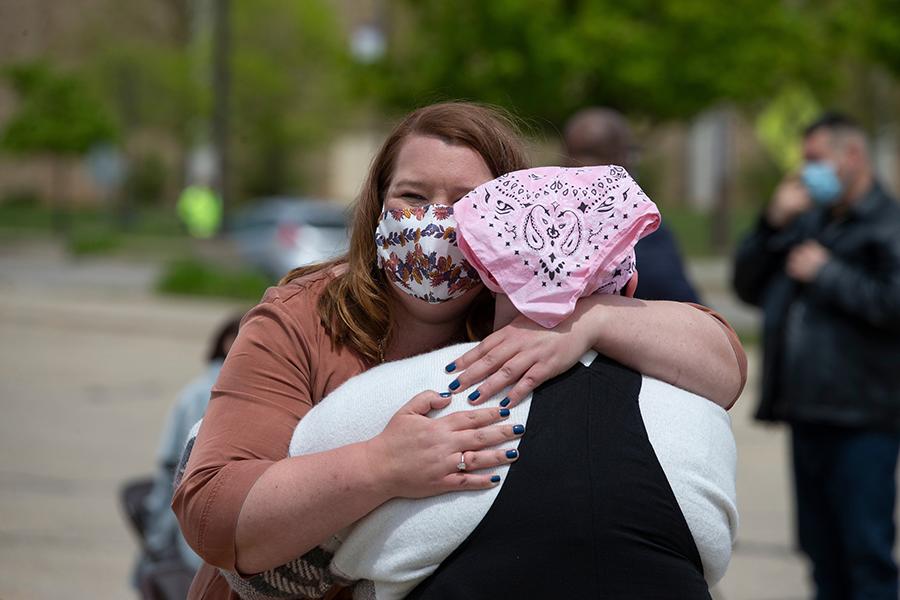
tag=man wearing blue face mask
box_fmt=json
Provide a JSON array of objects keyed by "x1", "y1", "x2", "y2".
[{"x1": 733, "y1": 112, "x2": 900, "y2": 600}]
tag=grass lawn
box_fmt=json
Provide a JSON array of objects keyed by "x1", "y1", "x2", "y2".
[
  {"x1": 0, "y1": 200, "x2": 275, "y2": 300},
  {"x1": 0, "y1": 200, "x2": 192, "y2": 258},
  {"x1": 156, "y1": 258, "x2": 272, "y2": 301}
]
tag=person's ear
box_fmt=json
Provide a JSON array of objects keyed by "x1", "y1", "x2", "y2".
[{"x1": 623, "y1": 271, "x2": 639, "y2": 298}]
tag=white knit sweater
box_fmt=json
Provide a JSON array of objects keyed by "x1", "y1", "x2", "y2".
[{"x1": 289, "y1": 343, "x2": 738, "y2": 599}]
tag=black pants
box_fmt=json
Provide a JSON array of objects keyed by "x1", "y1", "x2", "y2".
[
  {"x1": 792, "y1": 423, "x2": 900, "y2": 600},
  {"x1": 409, "y1": 355, "x2": 709, "y2": 599}
]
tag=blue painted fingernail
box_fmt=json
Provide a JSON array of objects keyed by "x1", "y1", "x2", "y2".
[
  {"x1": 512, "y1": 424, "x2": 525, "y2": 435},
  {"x1": 439, "y1": 392, "x2": 451, "y2": 398},
  {"x1": 448, "y1": 379, "x2": 460, "y2": 391},
  {"x1": 499, "y1": 408, "x2": 510, "y2": 417},
  {"x1": 506, "y1": 449, "x2": 519, "y2": 459},
  {"x1": 445, "y1": 362, "x2": 457, "y2": 373},
  {"x1": 468, "y1": 390, "x2": 481, "y2": 402},
  {"x1": 490, "y1": 475, "x2": 501, "y2": 483},
  {"x1": 499, "y1": 397, "x2": 511, "y2": 407}
]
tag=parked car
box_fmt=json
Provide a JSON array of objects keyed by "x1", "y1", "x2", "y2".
[{"x1": 228, "y1": 197, "x2": 350, "y2": 279}]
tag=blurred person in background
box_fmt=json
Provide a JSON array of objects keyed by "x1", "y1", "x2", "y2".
[
  {"x1": 563, "y1": 107, "x2": 702, "y2": 303},
  {"x1": 173, "y1": 102, "x2": 746, "y2": 600},
  {"x1": 733, "y1": 112, "x2": 900, "y2": 600},
  {"x1": 135, "y1": 316, "x2": 242, "y2": 585},
  {"x1": 177, "y1": 184, "x2": 223, "y2": 239}
]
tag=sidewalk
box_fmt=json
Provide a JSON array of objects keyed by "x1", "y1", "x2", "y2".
[
  {"x1": 692, "y1": 257, "x2": 810, "y2": 598},
  {"x1": 713, "y1": 350, "x2": 810, "y2": 600},
  {"x1": 0, "y1": 259, "x2": 244, "y2": 599}
]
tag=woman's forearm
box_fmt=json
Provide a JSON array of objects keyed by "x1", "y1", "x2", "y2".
[
  {"x1": 575, "y1": 296, "x2": 744, "y2": 408},
  {"x1": 235, "y1": 440, "x2": 391, "y2": 574}
]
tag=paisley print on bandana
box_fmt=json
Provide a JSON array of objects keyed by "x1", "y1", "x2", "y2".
[
  {"x1": 455, "y1": 166, "x2": 660, "y2": 328},
  {"x1": 375, "y1": 204, "x2": 481, "y2": 303}
]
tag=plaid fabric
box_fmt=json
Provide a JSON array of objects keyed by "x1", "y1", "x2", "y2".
[{"x1": 220, "y1": 547, "x2": 339, "y2": 600}]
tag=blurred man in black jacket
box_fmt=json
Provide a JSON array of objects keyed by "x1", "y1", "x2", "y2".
[
  {"x1": 733, "y1": 113, "x2": 900, "y2": 600},
  {"x1": 564, "y1": 107, "x2": 701, "y2": 303}
]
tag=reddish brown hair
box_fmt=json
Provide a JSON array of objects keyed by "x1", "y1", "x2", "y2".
[{"x1": 281, "y1": 102, "x2": 530, "y2": 362}]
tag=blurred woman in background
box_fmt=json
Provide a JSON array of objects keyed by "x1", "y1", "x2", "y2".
[{"x1": 135, "y1": 316, "x2": 241, "y2": 588}]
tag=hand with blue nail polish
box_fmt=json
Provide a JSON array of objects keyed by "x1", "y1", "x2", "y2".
[
  {"x1": 439, "y1": 311, "x2": 595, "y2": 408},
  {"x1": 366, "y1": 389, "x2": 527, "y2": 499}
]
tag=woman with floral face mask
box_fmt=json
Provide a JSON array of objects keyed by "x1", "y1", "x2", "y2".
[{"x1": 173, "y1": 102, "x2": 746, "y2": 600}]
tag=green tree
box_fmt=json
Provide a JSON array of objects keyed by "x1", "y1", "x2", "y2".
[
  {"x1": 831, "y1": 0, "x2": 900, "y2": 79},
  {"x1": 230, "y1": 0, "x2": 351, "y2": 198},
  {"x1": 1, "y1": 62, "x2": 118, "y2": 230},
  {"x1": 372, "y1": 0, "x2": 854, "y2": 253},
  {"x1": 376, "y1": 0, "x2": 835, "y2": 125},
  {"x1": 819, "y1": 0, "x2": 900, "y2": 130},
  {"x1": 84, "y1": 0, "x2": 352, "y2": 202},
  {"x1": 84, "y1": 1, "x2": 208, "y2": 202}
]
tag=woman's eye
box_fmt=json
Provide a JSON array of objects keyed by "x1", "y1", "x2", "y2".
[{"x1": 401, "y1": 192, "x2": 427, "y2": 202}]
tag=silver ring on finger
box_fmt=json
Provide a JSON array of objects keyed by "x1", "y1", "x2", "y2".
[{"x1": 457, "y1": 452, "x2": 467, "y2": 472}]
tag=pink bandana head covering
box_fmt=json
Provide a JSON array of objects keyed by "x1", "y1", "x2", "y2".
[{"x1": 455, "y1": 165, "x2": 660, "y2": 328}]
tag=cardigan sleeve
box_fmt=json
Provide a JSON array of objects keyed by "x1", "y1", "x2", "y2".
[
  {"x1": 686, "y1": 303, "x2": 748, "y2": 410},
  {"x1": 172, "y1": 286, "x2": 317, "y2": 571}
]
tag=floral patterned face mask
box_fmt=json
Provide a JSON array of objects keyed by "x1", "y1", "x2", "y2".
[{"x1": 375, "y1": 203, "x2": 482, "y2": 303}]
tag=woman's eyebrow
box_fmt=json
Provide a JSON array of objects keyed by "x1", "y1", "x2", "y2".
[{"x1": 390, "y1": 179, "x2": 426, "y2": 190}]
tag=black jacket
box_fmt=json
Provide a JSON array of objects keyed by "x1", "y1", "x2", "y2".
[
  {"x1": 733, "y1": 182, "x2": 900, "y2": 431},
  {"x1": 634, "y1": 224, "x2": 702, "y2": 303}
]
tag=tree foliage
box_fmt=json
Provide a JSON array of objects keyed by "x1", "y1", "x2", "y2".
[
  {"x1": 83, "y1": 0, "x2": 351, "y2": 199},
  {"x1": 89, "y1": 41, "x2": 205, "y2": 143},
  {"x1": 230, "y1": 0, "x2": 351, "y2": 196},
  {"x1": 1, "y1": 62, "x2": 117, "y2": 156},
  {"x1": 82, "y1": 0, "x2": 213, "y2": 141},
  {"x1": 374, "y1": 0, "x2": 838, "y2": 125},
  {"x1": 831, "y1": 0, "x2": 900, "y2": 79}
]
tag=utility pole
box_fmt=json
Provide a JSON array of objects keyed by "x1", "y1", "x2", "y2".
[{"x1": 211, "y1": 0, "x2": 231, "y2": 224}]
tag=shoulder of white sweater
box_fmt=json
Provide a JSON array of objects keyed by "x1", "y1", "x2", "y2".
[
  {"x1": 637, "y1": 376, "x2": 738, "y2": 587},
  {"x1": 343, "y1": 342, "x2": 478, "y2": 389},
  {"x1": 637, "y1": 375, "x2": 736, "y2": 488},
  {"x1": 638, "y1": 376, "x2": 730, "y2": 427},
  {"x1": 317, "y1": 342, "x2": 481, "y2": 408}
]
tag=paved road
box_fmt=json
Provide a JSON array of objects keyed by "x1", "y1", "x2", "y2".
[
  {"x1": 0, "y1": 246, "x2": 814, "y2": 599},
  {"x1": 0, "y1": 246, "x2": 246, "y2": 600}
]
